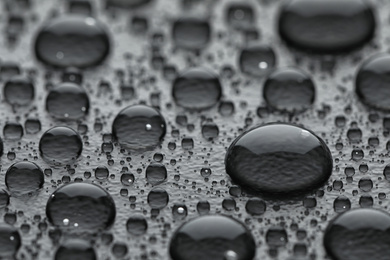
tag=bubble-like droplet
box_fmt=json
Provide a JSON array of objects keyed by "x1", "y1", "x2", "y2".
[
  {"x1": 172, "y1": 67, "x2": 222, "y2": 110},
  {"x1": 333, "y1": 195, "x2": 351, "y2": 213},
  {"x1": 225, "y1": 123, "x2": 332, "y2": 197},
  {"x1": 112, "y1": 105, "x2": 166, "y2": 150},
  {"x1": 202, "y1": 123, "x2": 219, "y2": 140},
  {"x1": 266, "y1": 227, "x2": 288, "y2": 247},
  {"x1": 46, "y1": 183, "x2": 116, "y2": 232},
  {"x1": 95, "y1": 166, "x2": 109, "y2": 180},
  {"x1": 147, "y1": 188, "x2": 169, "y2": 209},
  {"x1": 239, "y1": 43, "x2": 276, "y2": 77},
  {"x1": 126, "y1": 215, "x2": 147, "y2": 236},
  {"x1": 46, "y1": 82, "x2": 89, "y2": 120},
  {"x1": 55, "y1": 239, "x2": 96, "y2": 260},
  {"x1": 263, "y1": 67, "x2": 315, "y2": 113},
  {"x1": 4, "y1": 76, "x2": 34, "y2": 106},
  {"x1": 278, "y1": 0, "x2": 375, "y2": 53},
  {"x1": 146, "y1": 163, "x2": 167, "y2": 185},
  {"x1": 245, "y1": 198, "x2": 266, "y2": 215},
  {"x1": 324, "y1": 208, "x2": 390, "y2": 260},
  {"x1": 35, "y1": 15, "x2": 110, "y2": 68},
  {"x1": 121, "y1": 173, "x2": 134, "y2": 186},
  {"x1": 355, "y1": 54, "x2": 390, "y2": 111},
  {"x1": 5, "y1": 161, "x2": 44, "y2": 196},
  {"x1": 39, "y1": 126, "x2": 83, "y2": 165},
  {"x1": 0, "y1": 223, "x2": 21, "y2": 258},
  {"x1": 169, "y1": 215, "x2": 256, "y2": 260},
  {"x1": 172, "y1": 18, "x2": 210, "y2": 50},
  {"x1": 3, "y1": 123, "x2": 23, "y2": 140},
  {"x1": 172, "y1": 205, "x2": 188, "y2": 220}
]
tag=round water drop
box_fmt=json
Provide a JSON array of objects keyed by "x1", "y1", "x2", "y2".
[
  {"x1": 126, "y1": 215, "x2": 147, "y2": 236},
  {"x1": 46, "y1": 82, "x2": 89, "y2": 120},
  {"x1": 278, "y1": 0, "x2": 376, "y2": 53},
  {"x1": 145, "y1": 163, "x2": 167, "y2": 185},
  {"x1": 121, "y1": 173, "x2": 134, "y2": 186},
  {"x1": 172, "y1": 67, "x2": 222, "y2": 110},
  {"x1": 263, "y1": 67, "x2": 315, "y2": 113},
  {"x1": 5, "y1": 161, "x2": 44, "y2": 196},
  {"x1": 169, "y1": 215, "x2": 256, "y2": 260},
  {"x1": 239, "y1": 43, "x2": 276, "y2": 77},
  {"x1": 35, "y1": 15, "x2": 110, "y2": 68},
  {"x1": 4, "y1": 76, "x2": 34, "y2": 106},
  {"x1": 55, "y1": 239, "x2": 96, "y2": 260},
  {"x1": 172, "y1": 18, "x2": 210, "y2": 50},
  {"x1": 324, "y1": 208, "x2": 390, "y2": 260},
  {"x1": 147, "y1": 188, "x2": 169, "y2": 209},
  {"x1": 0, "y1": 223, "x2": 21, "y2": 258},
  {"x1": 46, "y1": 183, "x2": 116, "y2": 232},
  {"x1": 356, "y1": 54, "x2": 390, "y2": 111},
  {"x1": 39, "y1": 126, "x2": 83, "y2": 165},
  {"x1": 112, "y1": 105, "x2": 166, "y2": 150},
  {"x1": 225, "y1": 123, "x2": 332, "y2": 197}
]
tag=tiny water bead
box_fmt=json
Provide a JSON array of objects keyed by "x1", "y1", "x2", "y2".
[
  {"x1": 46, "y1": 82, "x2": 89, "y2": 120},
  {"x1": 225, "y1": 123, "x2": 332, "y2": 197},
  {"x1": 324, "y1": 208, "x2": 390, "y2": 260},
  {"x1": 46, "y1": 183, "x2": 116, "y2": 232},
  {"x1": 5, "y1": 161, "x2": 44, "y2": 196},
  {"x1": 263, "y1": 67, "x2": 315, "y2": 113},
  {"x1": 172, "y1": 67, "x2": 222, "y2": 110},
  {"x1": 0, "y1": 223, "x2": 21, "y2": 258},
  {"x1": 172, "y1": 18, "x2": 210, "y2": 50},
  {"x1": 278, "y1": 0, "x2": 376, "y2": 53},
  {"x1": 55, "y1": 239, "x2": 96, "y2": 260},
  {"x1": 356, "y1": 54, "x2": 390, "y2": 111},
  {"x1": 126, "y1": 215, "x2": 148, "y2": 236},
  {"x1": 145, "y1": 163, "x2": 167, "y2": 185},
  {"x1": 239, "y1": 43, "x2": 276, "y2": 77},
  {"x1": 3, "y1": 76, "x2": 34, "y2": 106},
  {"x1": 35, "y1": 15, "x2": 110, "y2": 68},
  {"x1": 170, "y1": 215, "x2": 256, "y2": 260},
  {"x1": 39, "y1": 126, "x2": 83, "y2": 165},
  {"x1": 112, "y1": 105, "x2": 166, "y2": 150}
]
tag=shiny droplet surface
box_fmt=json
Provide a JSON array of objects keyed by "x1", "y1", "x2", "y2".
[
  {"x1": 278, "y1": 0, "x2": 376, "y2": 53},
  {"x1": 225, "y1": 123, "x2": 332, "y2": 197},
  {"x1": 35, "y1": 15, "x2": 110, "y2": 68},
  {"x1": 169, "y1": 215, "x2": 256, "y2": 260},
  {"x1": 46, "y1": 183, "x2": 116, "y2": 232},
  {"x1": 112, "y1": 105, "x2": 166, "y2": 150},
  {"x1": 239, "y1": 43, "x2": 276, "y2": 77},
  {"x1": 147, "y1": 188, "x2": 169, "y2": 209},
  {"x1": 356, "y1": 54, "x2": 390, "y2": 111},
  {"x1": 172, "y1": 67, "x2": 222, "y2": 110},
  {"x1": 5, "y1": 161, "x2": 44, "y2": 196},
  {"x1": 39, "y1": 126, "x2": 83, "y2": 165},
  {"x1": 146, "y1": 163, "x2": 167, "y2": 185},
  {"x1": 4, "y1": 76, "x2": 34, "y2": 106},
  {"x1": 55, "y1": 239, "x2": 96, "y2": 260},
  {"x1": 46, "y1": 82, "x2": 89, "y2": 120},
  {"x1": 173, "y1": 18, "x2": 210, "y2": 50},
  {"x1": 263, "y1": 67, "x2": 315, "y2": 113},
  {"x1": 0, "y1": 223, "x2": 21, "y2": 258},
  {"x1": 324, "y1": 208, "x2": 390, "y2": 260},
  {"x1": 126, "y1": 215, "x2": 147, "y2": 236}
]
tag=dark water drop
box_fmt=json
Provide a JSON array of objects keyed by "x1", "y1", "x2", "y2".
[
  {"x1": 239, "y1": 43, "x2": 276, "y2": 77},
  {"x1": 196, "y1": 201, "x2": 210, "y2": 215},
  {"x1": 266, "y1": 227, "x2": 288, "y2": 247},
  {"x1": 112, "y1": 243, "x2": 128, "y2": 258},
  {"x1": 5, "y1": 161, "x2": 44, "y2": 196},
  {"x1": 347, "y1": 128, "x2": 362, "y2": 143},
  {"x1": 245, "y1": 198, "x2": 266, "y2": 215},
  {"x1": 46, "y1": 82, "x2": 89, "y2": 120},
  {"x1": 55, "y1": 239, "x2": 96, "y2": 260},
  {"x1": 126, "y1": 215, "x2": 147, "y2": 236},
  {"x1": 121, "y1": 173, "x2": 135, "y2": 186},
  {"x1": 95, "y1": 166, "x2": 109, "y2": 180},
  {"x1": 146, "y1": 163, "x2": 167, "y2": 185},
  {"x1": 46, "y1": 183, "x2": 116, "y2": 232},
  {"x1": 106, "y1": 0, "x2": 152, "y2": 8},
  {"x1": 39, "y1": 126, "x2": 83, "y2": 165},
  {"x1": 0, "y1": 223, "x2": 21, "y2": 258},
  {"x1": 169, "y1": 215, "x2": 256, "y2": 260},
  {"x1": 4, "y1": 76, "x2": 34, "y2": 106},
  {"x1": 181, "y1": 137, "x2": 194, "y2": 150},
  {"x1": 24, "y1": 119, "x2": 41, "y2": 134},
  {"x1": 68, "y1": 0, "x2": 93, "y2": 16},
  {"x1": 62, "y1": 67, "x2": 83, "y2": 84},
  {"x1": 324, "y1": 208, "x2": 390, "y2": 260},
  {"x1": 359, "y1": 195, "x2": 373, "y2": 208},
  {"x1": 172, "y1": 67, "x2": 222, "y2": 110},
  {"x1": 351, "y1": 149, "x2": 364, "y2": 161},
  {"x1": 219, "y1": 101, "x2": 235, "y2": 116},
  {"x1": 225, "y1": 123, "x2": 332, "y2": 197},
  {"x1": 112, "y1": 105, "x2": 166, "y2": 150},
  {"x1": 172, "y1": 205, "x2": 188, "y2": 220},
  {"x1": 358, "y1": 177, "x2": 373, "y2": 192},
  {"x1": 147, "y1": 188, "x2": 169, "y2": 209},
  {"x1": 333, "y1": 195, "x2": 351, "y2": 213},
  {"x1": 35, "y1": 15, "x2": 110, "y2": 68},
  {"x1": 278, "y1": 0, "x2": 376, "y2": 53},
  {"x1": 0, "y1": 190, "x2": 9, "y2": 209},
  {"x1": 226, "y1": 4, "x2": 255, "y2": 29},
  {"x1": 202, "y1": 123, "x2": 219, "y2": 140},
  {"x1": 3, "y1": 123, "x2": 23, "y2": 140},
  {"x1": 222, "y1": 198, "x2": 236, "y2": 211},
  {"x1": 383, "y1": 164, "x2": 390, "y2": 181},
  {"x1": 356, "y1": 54, "x2": 390, "y2": 111},
  {"x1": 263, "y1": 67, "x2": 315, "y2": 113},
  {"x1": 172, "y1": 18, "x2": 210, "y2": 50}
]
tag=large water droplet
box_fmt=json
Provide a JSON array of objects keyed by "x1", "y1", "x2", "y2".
[
  {"x1": 0, "y1": 223, "x2": 21, "y2": 258},
  {"x1": 5, "y1": 161, "x2": 44, "y2": 196}
]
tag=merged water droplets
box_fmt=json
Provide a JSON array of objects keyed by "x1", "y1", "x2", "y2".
[
  {"x1": 46, "y1": 82, "x2": 89, "y2": 120},
  {"x1": 39, "y1": 126, "x2": 83, "y2": 165},
  {"x1": 324, "y1": 208, "x2": 390, "y2": 260},
  {"x1": 169, "y1": 215, "x2": 256, "y2": 260},
  {"x1": 46, "y1": 183, "x2": 116, "y2": 232},
  {"x1": 5, "y1": 161, "x2": 44, "y2": 196},
  {"x1": 112, "y1": 105, "x2": 166, "y2": 150},
  {"x1": 35, "y1": 15, "x2": 110, "y2": 68},
  {"x1": 278, "y1": 0, "x2": 376, "y2": 53},
  {"x1": 172, "y1": 67, "x2": 222, "y2": 110},
  {"x1": 225, "y1": 123, "x2": 332, "y2": 197}
]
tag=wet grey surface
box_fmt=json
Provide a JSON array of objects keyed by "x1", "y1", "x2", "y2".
[{"x1": 0, "y1": 0, "x2": 389, "y2": 259}]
